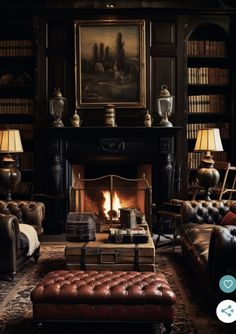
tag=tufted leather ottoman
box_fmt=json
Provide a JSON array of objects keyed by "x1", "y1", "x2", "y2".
[{"x1": 30, "y1": 270, "x2": 176, "y2": 333}]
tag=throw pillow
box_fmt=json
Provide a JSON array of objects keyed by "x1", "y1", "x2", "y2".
[
  {"x1": 230, "y1": 204, "x2": 236, "y2": 214},
  {"x1": 220, "y1": 211, "x2": 236, "y2": 226}
]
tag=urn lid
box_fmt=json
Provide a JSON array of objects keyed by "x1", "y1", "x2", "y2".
[
  {"x1": 53, "y1": 87, "x2": 63, "y2": 98},
  {"x1": 144, "y1": 110, "x2": 151, "y2": 120},
  {"x1": 71, "y1": 110, "x2": 80, "y2": 120},
  {"x1": 159, "y1": 85, "x2": 170, "y2": 97}
]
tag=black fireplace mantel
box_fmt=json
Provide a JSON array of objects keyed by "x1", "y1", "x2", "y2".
[{"x1": 35, "y1": 126, "x2": 181, "y2": 233}]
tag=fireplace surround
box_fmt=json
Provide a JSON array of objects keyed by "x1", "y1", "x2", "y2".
[{"x1": 35, "y1": 126, "x2": 181, "y2": 233}]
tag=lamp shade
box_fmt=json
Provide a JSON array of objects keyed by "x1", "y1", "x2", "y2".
[
  {"x1": 194, "y1": 128, "x2": 223, "y2": 152},
  {"x1": 0, "y1": 129, "x2": 23, "y2": 153}
]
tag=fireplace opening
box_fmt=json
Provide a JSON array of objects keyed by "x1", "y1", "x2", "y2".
[{"x1": 70, "y1": 164, "x2": 152, "y2": 228}]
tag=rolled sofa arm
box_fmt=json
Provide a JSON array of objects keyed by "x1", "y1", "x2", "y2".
[
  {"x1": 0, "y1": 213, "x2": 20, "y2": 279},
  {"x1": 0, "y1": 201, "x2": 45, "y2": 235},
  {"x1": 208, "y1": 225, "x2": 236, "y2": 282}
]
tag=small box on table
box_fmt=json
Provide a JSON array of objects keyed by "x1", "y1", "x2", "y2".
[{"x1": 66, "y1": 212, "x2": 96, "y2": 242}]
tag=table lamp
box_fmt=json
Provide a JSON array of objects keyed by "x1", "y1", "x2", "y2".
[
  {"x1": 194, "y1": 128, "x2": 223, "y2": 200},
  {"x1": 0, "y1": 129, "x2": 23, "y2": 200}
]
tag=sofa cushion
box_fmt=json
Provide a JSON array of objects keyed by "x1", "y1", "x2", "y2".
[
  {"x1": 220, "y1": 211, "x2": 236, "y2": 226},
  {"x1": 181, "y1": 223, "x2": 214, "y2": 270}
]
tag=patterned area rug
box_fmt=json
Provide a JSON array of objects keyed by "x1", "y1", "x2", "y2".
[{"x1": 0, "y1": 244, "x2": 233, "y2": 334}]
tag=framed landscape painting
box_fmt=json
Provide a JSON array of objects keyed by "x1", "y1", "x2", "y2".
[{"x1": 75, "y1": 20, "x2": 146, "y2": 108}]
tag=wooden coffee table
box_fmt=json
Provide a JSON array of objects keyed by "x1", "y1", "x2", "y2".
[{"x1": 65, "y1": 228, "x2": 155, "y2": 272}]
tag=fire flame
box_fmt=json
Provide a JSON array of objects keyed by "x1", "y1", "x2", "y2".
[{"x1": 103, "y1": 191, "x2": 122, "y2": 219}]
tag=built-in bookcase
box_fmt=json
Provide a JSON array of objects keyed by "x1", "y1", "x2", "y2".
[
  {"x1": 0, "y1": 21, "x2": 35, "y2": 198},
  {"x1": 187, "y1": 23, "x2": 230, "y2": 171},
  {"x1": 186, "y1": 22, "x2": 231, "y2": 192}
]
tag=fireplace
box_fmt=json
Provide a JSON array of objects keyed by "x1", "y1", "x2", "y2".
[
  {"x1": 70, "y1": 170, "x2": 151, "y2": 228},
  {"x1": 35, "y1": 126, "x2": 180, "y2": 233}
]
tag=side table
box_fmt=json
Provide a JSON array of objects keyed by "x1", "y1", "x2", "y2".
[{"x1": 156, "y1": 210, "x2": 181, "y2": 250}]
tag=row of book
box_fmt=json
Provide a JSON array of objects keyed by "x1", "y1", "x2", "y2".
[
  {"x1": 0, "y1": 182, "x2": 33, "y2": 196},
  {"x1": 188, "y1": 67, "x2": 229, "y2": 85},
  {"x1": 187, "y1": 40, "x2": 226, "y2": 57},
  {"x1": 187, "y1": 122, "x2": 229, "y2": 139},
  {"x1": 0, "y1": 98, "x2": 34, "y2": 114},
  {"x1": 188, "y1": 151, "x2": 227, "y2": 170},
  {"x1": 15, "y1": 182, "x2": 34, "y2": 195},
  {"x1": 0, "y1": 71, "x2": 33, "y2": 86},
  {"x1": 18, "y1": 152, "x2": 34, "y2": 169},
  {"x1": 188, "y1": 94, "x2": 225, "y2": 114},
  {"x1": 0, "y1": 40, "x2": 33, "y2": 57},
  {"x1": 0, "y1": 123, "x2": 34, "y2": 140}
]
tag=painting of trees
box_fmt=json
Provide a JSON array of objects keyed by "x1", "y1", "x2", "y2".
[{"x1": 75, "y1": 20, "x2": 146, "y2": 107}]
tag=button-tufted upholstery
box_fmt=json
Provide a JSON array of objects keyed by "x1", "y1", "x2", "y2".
[
  {"x1": 0, "y1": 200, "x2": 45, "y2": 280},
  {"x1": 31, "y1": 270, "x2": 175, "y2": 304},
  {"x1": 180, "y1": 200, "x2": 236, "y2": 302},
  {"x1": 31, "y1": 270, "x2": 176, "y2": 330},
  {"x1": 181, "y1": 200, "x2": 235, "y2": 226},
  {"x1": 0, "y1": 200, "x2": 45, "y2": 235}
]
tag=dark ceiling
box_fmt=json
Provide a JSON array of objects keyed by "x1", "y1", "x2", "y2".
[
  {"x1": 0, "y1": 0, "x2": 235, "y2": 11},
  {"x1": 54, "y1": 1, "x2": 233, "y2": 8}
]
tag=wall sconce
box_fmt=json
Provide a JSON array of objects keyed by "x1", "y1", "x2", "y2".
[
  {"x1": 194, "y1": 128, "x2": 223, "y2": 200},
  {"x1": 0, "y1": 129, "x2": 23, "y2": 200},
  {"x1": 155, "y1": 85, "x2": 174, "y2": 127},
  {"x1": 49, "y1": 87, "x2": 67, "y2": 127}
]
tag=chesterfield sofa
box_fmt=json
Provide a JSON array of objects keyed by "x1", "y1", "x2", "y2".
[
  {"x1": 180, "y1": 200, "x2": 236, "y2": 302},
  {"x1": 0, "y1": 200, "x2": 45, "y2": 280}
]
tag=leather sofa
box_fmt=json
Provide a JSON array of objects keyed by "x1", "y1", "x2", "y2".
[
  {"x1": 180, "y1": 200, "x2": 236, "y2": 302},
  {"x1": 0, "y1": 200, "x2": 45, "y2": 280}
]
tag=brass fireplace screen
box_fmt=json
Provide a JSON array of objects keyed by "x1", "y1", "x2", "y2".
[{"x1": 70, "y1": 174, "x2": 152, "y2": 226}]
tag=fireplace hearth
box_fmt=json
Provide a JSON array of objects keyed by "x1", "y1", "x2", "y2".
[{"x1": 35, "y1": 126, "x2": 181, "y2": 233}]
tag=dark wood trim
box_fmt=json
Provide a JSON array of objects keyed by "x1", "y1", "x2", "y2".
[{"x1": 35, "y1": 126, "x2": 181, "y2": 233}]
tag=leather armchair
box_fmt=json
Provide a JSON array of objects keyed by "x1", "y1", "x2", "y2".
[
  {"x1": 0, "y1": 200, "x2": 45, "y2": 280},
  {"x1": 180, "y1": 200, "x2": 236, "y2": 302}
]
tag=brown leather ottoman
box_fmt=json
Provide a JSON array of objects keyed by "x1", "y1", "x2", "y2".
[{"x1": 30, "y1": 270, "x2": 176, "y2": 333}]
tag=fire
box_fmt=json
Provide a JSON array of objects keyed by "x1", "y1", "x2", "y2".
[{"x1": 103, "y1": 191, "x2": 122, "y2": 219}]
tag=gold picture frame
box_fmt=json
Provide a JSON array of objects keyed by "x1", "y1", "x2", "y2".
[{"x1": 75, "y1": 19, "x2": 146, "y2": 108}]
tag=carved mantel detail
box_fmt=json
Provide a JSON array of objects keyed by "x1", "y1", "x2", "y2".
[{"x1": 36, "y1": 126, "x2": 181, "y2": 233}]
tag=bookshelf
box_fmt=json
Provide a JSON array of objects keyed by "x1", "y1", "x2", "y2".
[
  {"x1": 0, "y1": 21, "x2": 35, "y2": 199},
  {"x1": 187, "y1": 23, "x2": 230, "y2": 182}
]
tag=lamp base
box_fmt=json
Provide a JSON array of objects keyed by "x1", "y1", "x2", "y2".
[
  {"x1": 0, "y1": 157, "x2": 21, "y2": 201},
  {"x1": 196, "y1": 167, "x2": 220, "y2": 201}
]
